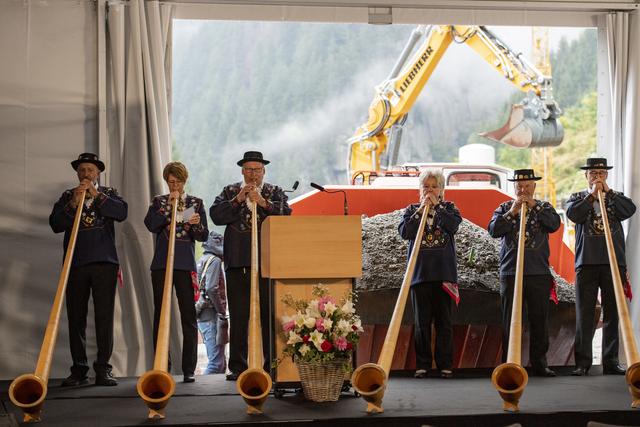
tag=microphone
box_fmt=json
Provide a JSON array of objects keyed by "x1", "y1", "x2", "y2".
[
  {"x1": 280, "y1": 181, "x2": 299, "y2": 215},
  {"x1": 310, "y1": 182, "x2": 349, "y2": 216},
  {"x1": 310, "y1": 182, "x2": 325, "y2": 192}
]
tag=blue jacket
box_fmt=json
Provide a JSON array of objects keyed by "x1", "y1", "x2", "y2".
[
  {"x1": 49, "y1": 186, "x2": 128, "y2": 267},
  {"x1": 399, "y1": 201, "x2": 462, "y2": 285},
  {"x1": 566, "y1": 190, "x2": 636, "y2": 269},
  {"x1": 488, "y1": 199, "x2": 560, "y2": 277},
  {"x1": 145, "y1": 194, "x2": 208, "y2": 271}
]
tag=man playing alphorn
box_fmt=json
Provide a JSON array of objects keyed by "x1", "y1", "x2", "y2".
[
  {"x1": 567, "y1": 158, "x2": 636, "y2": 376},
  {"x1": 488, "y1": 169, "x2": 560, "y2": 377}
]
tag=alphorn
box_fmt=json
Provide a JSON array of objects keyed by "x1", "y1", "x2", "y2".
[
  {"x1": 352, "y1": 203, "x2": 431, "y2": 413},
  {"x1": 491, "y1": 202, "x2": 529, "y2": 412},
  {"x1": 236, "y1": 200, "x2": 272, "y2": 414},
  {"x1": 597, "y1": 190, "x2": 640, "y2": 407},
  {"x1": 137, "y1": 196, "x2": 178, "y2": 418},
  {"x1": 9, "y1": 190, "x2": 87, "y2": 423}
]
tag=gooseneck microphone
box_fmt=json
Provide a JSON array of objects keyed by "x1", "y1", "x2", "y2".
[{"x1": 310, "y1": 182, "x2": 349, "y2": 216}]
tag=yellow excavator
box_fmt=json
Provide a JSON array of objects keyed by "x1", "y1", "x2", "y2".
[{"x1": 347, "y1": 25, "x2": 564, "y2": 180}]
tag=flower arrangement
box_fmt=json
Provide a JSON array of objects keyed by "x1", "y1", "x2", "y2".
[{"x1": 280, "y1": 285, "x2": 363, "y2": 364}]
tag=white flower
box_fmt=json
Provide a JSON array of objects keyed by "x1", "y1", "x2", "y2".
[
  {"x1": 324, "y1": 301, "x2": 337, "y2": 315},
  {"x1": 310, "y1": 330, "x2": 325, "y2": 351},
  {"x1": 299, "y1": 344, "x2": 311, "y2": 356},
  {"x1": 286, "y1": 331, "x2": 303, "y2": 345},
  {"x1": 306, "y1": 300, "x2": 321, "y2": 318},
  {"x1": 353, "y1": 318, "x2": 363, "y2": 333},
  {"x1": 341, "y1": 300, "x2": 355, "y2": 315},
  {"x1": 294, "y1": 312, "x2": 306, "y2": 328},
  {"x1": 337, "y1": 319, "x2": 351, "y2": 335},
  {"x1": 304, "y1": 316, "x2": 316, "y2": 329},
  {"x1": 282, "y1": 314, "x2": 293, "y2": 324},
  {"x1": 322, "y1": 318, "x2": 333, "y2": 331}
]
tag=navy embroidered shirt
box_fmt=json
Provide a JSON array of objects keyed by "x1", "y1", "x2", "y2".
[
  {"x1": 144, "y1": 194, "x2": 209, "y2": 272},
  {"x1": 49, "y1": 186, "x2": 128, "y2": 267},
  {"x1": 209, "y1": 182, "x2": 292, "y2": 270},
  {"x1": 565, "y1": 189, "x2": 636, "y2": 269},
  {"x1": 487, "y1": 200, "x2": 560, "y2": 277},
  {"x1": 398, "y1": 201, "x2": 462, "y2": 285}
]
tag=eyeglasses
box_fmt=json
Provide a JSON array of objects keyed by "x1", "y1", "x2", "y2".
[
  {"x1": 243, "y1": 167, "x2": 264, "y2": 173},
  {"x1": 587, "y1": 171, "x2": 607, "y2": 177}
]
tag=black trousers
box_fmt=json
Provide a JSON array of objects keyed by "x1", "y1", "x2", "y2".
[
  {"x1": 574, "y1": 265, "x2": 622, "y2": 369},
  {"x1": 226, "y1": 267, "x2": 271, "y2": 374},
  {"x1": 66, "y1": 262, "x2": 118, "y2": 376},
  {"x1": 500, "y1": 275, "x2": 551, "y2": 370},
  {"x1": 410, "y1": 282, "x2": 453, "y2": 370},
  {"x1": 151, "y1": 270, "x2": 198, "y2": 376}
]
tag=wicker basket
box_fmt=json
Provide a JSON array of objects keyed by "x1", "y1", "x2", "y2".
[{"x1": 295, "y1": 357, "x2": 350, "y2": 402}]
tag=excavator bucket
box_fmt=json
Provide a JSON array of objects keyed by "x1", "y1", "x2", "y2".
[{"x1": 481, "y1": 103, "x2": 564, "y2": 148}]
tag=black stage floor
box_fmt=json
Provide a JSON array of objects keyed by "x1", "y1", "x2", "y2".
[{"x1": 2, "y1": 368, "x2": 640, "y2": 427}]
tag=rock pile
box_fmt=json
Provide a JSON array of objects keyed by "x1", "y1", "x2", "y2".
[{"x1": 358, "y1": 209, "x2": 574, "y2": 303}]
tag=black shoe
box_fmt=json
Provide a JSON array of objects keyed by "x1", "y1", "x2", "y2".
[
  {"x1": 95, "y1": 371, "x2": 118, "y2": 386},
  {"x1": 440, "y1": 369, "x2": 453, "y2": 379},
  {"x1": 414, "y1": 369, "x2": 428, "y2": 379},
  {"x1": 532, "y1": 367, "x2": 556, "y2": 377},
  {"x1": 183, "y1": 374, "x2": 195, "y2": 383},
  {"x1": 603, "y1": 364, "x2": 626, "y2": 375},
  {"x1": 61, "y1": 374, "x2": 89, "y2": 387},
  {"x1": 571, "y1": 366, "x2": 590, "y2": 376},
  {"x1": 226, "y1": 372, "x2": 239, "y2": 381}
]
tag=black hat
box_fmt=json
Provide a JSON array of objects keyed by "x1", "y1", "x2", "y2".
[
  {"x1": 71, "y1": 152, "x2": 105, "y2": 172},
  {"x1": 507, "y1": 169, "x2": 542, "y2": 182},
  {"x1": 580, "y1": 157, "x2": 613, "y2": 170},
  {"x1": 237, "y1": 151, "x2": 270, "y2": 167}
]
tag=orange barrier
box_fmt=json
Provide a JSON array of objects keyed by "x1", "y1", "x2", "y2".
[{"x1": 290, "y1": 186, "x2": 575, "y2": 283}]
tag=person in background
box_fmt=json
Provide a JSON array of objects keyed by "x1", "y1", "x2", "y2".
[{"x1": 195, "y1": 230, "x2": 228, "y2": 374}]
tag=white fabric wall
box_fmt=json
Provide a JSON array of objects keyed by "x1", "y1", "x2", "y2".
[{"x1": 0, "y1": 0, "x2": 99, "y2": 378}]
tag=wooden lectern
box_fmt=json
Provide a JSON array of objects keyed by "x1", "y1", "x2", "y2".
[{"x1": 261, "y1": 215, "x2": 362, "y2": 393}]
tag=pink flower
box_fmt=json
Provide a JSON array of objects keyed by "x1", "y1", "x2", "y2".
[
  {"x1": 303, "y1": 335, "x2": 310, "y2": 343},
  {"x1": 318, "y1": 296, "x2": 336, "y2": 312},
  {"x1": 334, "y1": 336, "x2": 348, "y2": 351},
  {"x1": 283, "y1": 320, "x2": 295, "y2": 332},
  {"x1": 315, "y1": 318, "x2": 325, "y2": 332},
  {"x1": 320, "y1": 340, "x2": 333, "y2": 352}
]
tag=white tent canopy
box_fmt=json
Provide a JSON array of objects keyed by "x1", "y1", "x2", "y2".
[{"x1": 0, "y1": 0, "x2": 638, "y2": 379}]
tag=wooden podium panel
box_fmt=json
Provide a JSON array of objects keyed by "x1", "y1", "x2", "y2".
[
  {"x1": 261, "y1": 216, "x2": 361, "y2": 279},
  {"x1": 272, "y1": 278, "x2": 353, "y2": 383}
]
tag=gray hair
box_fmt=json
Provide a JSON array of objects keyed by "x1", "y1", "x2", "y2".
[{"x1": 418, "y1": 168, "x2": 445, "y2": 189}]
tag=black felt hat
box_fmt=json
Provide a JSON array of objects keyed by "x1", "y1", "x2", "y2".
[
  {"x1": 237, "y1": 151, "x2": 270, "y2": 166},
  {"x1": 507, "y1": 169, "x2": 542, "y2": 182},
  {"x1": 71, "y1": 152, "x2": 105, "y2": 172},
  {"x1": 580, "y1": 158, "x2": 613, "y2": 170}
]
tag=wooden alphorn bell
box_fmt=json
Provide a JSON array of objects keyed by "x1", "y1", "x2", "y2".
[
  {"x1": 491, "y1": 202, "x2": 529, "y2": 412},
  {"x1": 596, "y1": 190, "x2": 640, "y2": 408},
  {"x1": 9, "y1": 190, "x2": 87, "y2": 423},
  {"x1": 136, "y1": 196, "x2": 178, "y2": 418},
  {"x1": 236, "y1": 200, "x2": 272, "y2": 414},
  {"x1": 352, "y1": 203, "x2": 431, "y2": 413}
]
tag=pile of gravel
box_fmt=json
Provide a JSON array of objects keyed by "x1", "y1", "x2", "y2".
[{"x1": 357, "y1": 209, "x2": 574, "y2": 303}]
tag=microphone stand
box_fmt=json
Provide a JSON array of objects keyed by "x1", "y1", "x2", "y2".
[{"x1": 280, "y1": 181, "x2": 299, "y2": 216}]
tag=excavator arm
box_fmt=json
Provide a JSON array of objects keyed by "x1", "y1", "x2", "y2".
[{"x1": 347, "y1": 25, "x2": 564, "y2": 179}]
